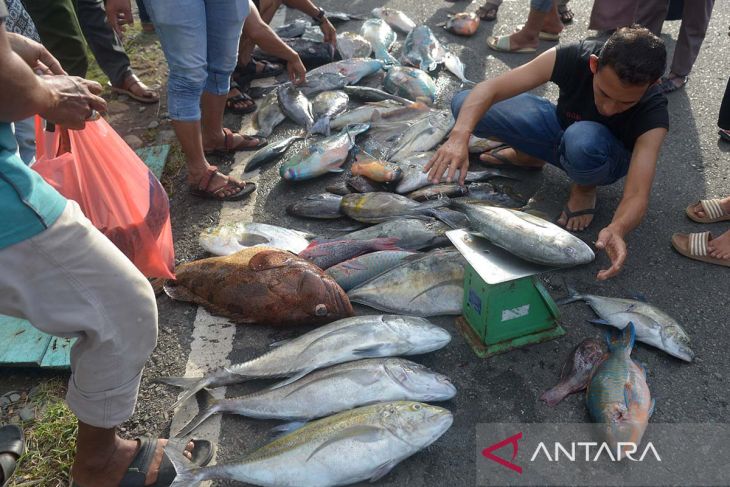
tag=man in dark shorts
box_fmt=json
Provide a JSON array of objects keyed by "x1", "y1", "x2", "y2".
[{"x1": 425, "y1": 26, "x2": 668, "y2": 281}]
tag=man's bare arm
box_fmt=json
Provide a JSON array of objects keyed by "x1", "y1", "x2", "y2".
[
  {"x1": 595, "y1": 127, "x2": 667, "y2": 280},
  {"x1": 282, "y1": 0, "x2": 336, "y2": 45}
]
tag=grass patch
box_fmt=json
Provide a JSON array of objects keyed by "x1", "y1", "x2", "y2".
[
  {"x1": 161, "y1": 142, "x2": 186, "y2": 197},
  {"x1": 10, "y1": 380, "x2": 77, "y2": 487}
]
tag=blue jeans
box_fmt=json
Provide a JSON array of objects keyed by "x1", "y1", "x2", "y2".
[
  {"x1": 452, "y1": 91, "x2": 631, "y2": 186},
  {"x1": 142, "y1": 0, "x2": 249, "y2": 121},
  {"x1": 530, "y1": 0, "x2": 554, "y2": 12}
]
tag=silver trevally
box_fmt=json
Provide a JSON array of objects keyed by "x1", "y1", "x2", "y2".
[
  {"x1": 336, "y1": 32, "x2": 372, "y2": 59},
  {"x1": 279, "y1": 124, "x2": 369, "y2": 181},
  {"x1": 383, "y1": 66, "x2": 437, "y2": 104},
  {"x1": 348, "y1": 249, "x2": 465, "y2": 317},
  {"x1": 245, "y1": 136, "x2": 302, "y2": 172},
  {"x1": 387, "y1": 111, "x2": 454, "y2": 162},
  {"x1": 401, "y1": 25, "x2": 446, "y2": 72},
  {"x1": 451, "y1": 201, "x2": 596, "y2": 267},
  {"x1": 175, "y1": 357, "x2": 456, "y2": 437},
  {"x1": 326, "y1": 250, "x2": 419, "y2": 291},
  {"x1": 339, "y1": 217, "x2": 451, "y2": 250},
  {"x1": 254, "y1": 91, "x2": 286, "y2": 138},
  {"x1": 442, "y1": 51, "x2": 475, "y2": 85},
  {"x1": 277, "y1": 85, "x2": 314, "y2": 130},
  {"x1": 340, "y1": 191, "x2": 449, "y2": 223},
  {"x1": 198, "y1": 222, "x2": 312, "y2": 256},
  {"x1": 394, "y1": 151, "x2": 510, "y2": 193},
  {"x1": 360, "y1": 18, "x2": 398, "y2": 65},
  {"x1": 166, "y1": 401, "x2": 453, "y2": 487},
  {"x1": 559, "y1": 287, "x2": 694, "y2": 362},
  {"x1": 311, "y1": 90, "x2": 349, "y2": 136},
  {"x1": 158, "y1": 314, "x2": 452, "y2": 409},
  {"x1": 372, "y1": 7, "x2": 416, "y2": 33},
  {"x1": 307, "y1": 58, "x2": 385, "y2": 84}
]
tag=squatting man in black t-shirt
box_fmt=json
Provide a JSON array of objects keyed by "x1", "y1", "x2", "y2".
[{"x1": 425, "y1": 26, "x2": 669, "y2": 281}]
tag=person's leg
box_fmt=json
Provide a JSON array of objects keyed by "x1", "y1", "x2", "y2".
[
  {"x1": 135, "y1": 0, "x2": 154, "y2": 31},
  {"x1": 668, "y1": 0, "x2": 715, "y2": 79},
  {"x1": 476, "y1": 0, "x2": 503, "y2": 22},
  {"x1": 489, "y1": 0, "x2": 562, "y2": 52},
  {"x1": 557, "y1": 0, "x2": 574, "y2": 24},
  {"x1": 635, "y1": 0, "x2": 668, "y2": 36},
  {"x1": 22, "y1": 0, "x2": 88, "y2": 76},
  {"x1": 556, "y1": 121, "x2": 631, "y2": 230},
  {"x1": 237, "y1": 0, "x2": 284, "y2": 72},
  {"x1": 718, "y1": 77, "x2": 730, "y2": 136}
]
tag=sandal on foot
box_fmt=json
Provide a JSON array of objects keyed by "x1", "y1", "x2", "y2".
[
  {"x1": 556, "y1": 206, "x2": 596, "y2": 231},
  {"x1": 671, "y1": 232, "x2": 730, "y2": 268},
  {"x1": 719, "y1": 129, "x2": 730, "y2": 143},
  {"x1": 514, "y1": 24, "x2": 560, "y2": 41},
  {"x1": 480, "y1": 145, "x2": 543, "y2": 171},
  {"x1": 657, "y1": 75, "x2": 688, "y2": 94},
  {"x1": 558, "y1": 4, "x2": 574, "y2": 23},
  {"x1": 190, "y1": 165, "x2": 256, "y2": 202},
  {"x1": 235, "y1": 58, "x2": 285, "y2": 80},
  {"x1": 0, "y1": 425, "x2": 25, "y2": 487},
  {"x1": 476, "y1": 2, "x2": 499, "y2": 21},
  {"x1": 110, "y1": 73, "x2": 160, "y2": 104},
  {"x1": 226, "y1": 82, "x2": 257, "y2": 115},
  {"x1": 486, "y1": 35, "x2": 536, "y2": 53},
  {"x1": 685, "y1": 198, "x2": 730, "y2": 223},
  {"x1": 205, "y1": 128, "x2": 268, "y2": 156}
]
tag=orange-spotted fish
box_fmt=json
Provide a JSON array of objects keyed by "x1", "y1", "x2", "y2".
[{"x1": 351, "y1": 156, "x2": 403, "y2": 183}]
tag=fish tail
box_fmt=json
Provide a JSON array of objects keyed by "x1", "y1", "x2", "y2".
[
  {"x1": 311, "y1": 117, "x2": 331, "y2": 136},
  {"x1": 539, "y1": 383, "x2": 570, "y2": 407},
  {"x1": 607, "y1": 321, "x2": 636, "y2": 354},
  {"x1": 165, "y1": 439, "x2": 206, "y2": 487},
  {"x1": 174, "y1": 389, "x2": 220, "y2": 438},
  {"x1": 156, "y1": 376, "x2": 213, "y2": 410},
  {"x1": 555, "y1": 280, "x2": 583, "y2": 305},
  {"x1": 429, "y1": 208, "x2": 468, "y2": 229}
]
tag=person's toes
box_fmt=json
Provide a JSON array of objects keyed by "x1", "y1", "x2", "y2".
[{"x1": 557, "y1": 212, "x2": 567, "y2": 227}]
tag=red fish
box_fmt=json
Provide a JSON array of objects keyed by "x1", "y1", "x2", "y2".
[{"x1": 299, "y1": 237, "x2": 401, "y2": 270}]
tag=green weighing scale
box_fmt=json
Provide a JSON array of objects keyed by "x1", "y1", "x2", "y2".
[{"x1": 446, "y1": 229, "x2": 565, "y2": 358}]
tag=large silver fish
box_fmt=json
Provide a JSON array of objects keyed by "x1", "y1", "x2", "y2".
[
  {"x1": 388, "y1": 111, "x2": 453, "y2": 162},
  {"x1": 254, "y1": 91, "x2": 286, "y2": 137},
  {"x1": 348, "y1": 249, "x2": 465, "y2": 317},
  {"x1": 245, "y1": 136, "x2": 302, "y2": 172},
  {"x1": 330, "y1": 101, "x2": 404, "y2": 130},
  {"x1": 297, "y1": 72, "x2": 349, "y2": 97},
  {"x1": 360, "y1": 19, "x2": 398, "y2": 65},
  {"x1": 336, "y1": 32, "x2": 372, "y2": 59},
  {"x1": 339, "y1": 217, "x2": 451, "y2": 250},
  {"x1": 198, "y1": 222, "x2": 312, "y2": 256},
  {"x1": 311, "y1": 90, "x2": 349, "y2": 136},
  {"x1": 326, "y1": 250, "x2": 419, "y2": 291},
  {"x1": 452, "y1": 201, "x2": 596, "y2": 267},
  {"x1": 401, "y1": 25, "x2": 446, "y2": 72},
  {"x1": 559, "y1": 287, "x2": 694, "y2": 362},
  {"x1": 280, "y1": 124, "x2": 369, "y2": 181},
  {"x1": 158, "y1": 315, "x2": 451, "y2": 409},
  {"x1": 340, "y1": 192, "x2": 449, "y2": 223},
  {"x1": 383, "y1": 66, "x2": 437, "y2": 104},
  {"x1": 166, "y1": 401, "x2": 453, "y2": 487},
  {"x1": 277, "y1": 85, "x2": 314, "y2": 130},
  {"x1": 372, "y1": 7, "x2": 416, "y2": 33},
  {"x1": 175, "y1": 358, "x2": 455, "y2": 436},
  {"x1": 286, "y1": 193, "x2": 343, "y2": 220},
  {"x1": 307, "y1": 58, "x2": 385, "y2": 84},
  {"x1": 394, "y1": 152, "x2": 509, "y2": 193}
]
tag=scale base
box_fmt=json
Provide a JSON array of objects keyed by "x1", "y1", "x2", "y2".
[{"x1": 456, "y1": 316, "x2": 566, "y2": 359}]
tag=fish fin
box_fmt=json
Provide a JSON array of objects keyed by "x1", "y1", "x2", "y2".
[
  {"x1": 164, "y1": 439, "x2": 203, "y2": 487},
  {"x1": 373, "y1": 237, "x2": 402, "y2": 251},
  {"x1": 306, "y1": 425, "x2": 387, "y2": 462},
  {"x1": 648, "y1": 398, "x2": 655, "y2": 418},
  {"x1": 163, "y1": 282, "x2": 200, "y2": 303},
  {"x1": 269, "y1": 337, "x2": 293, "y2": 348},
  {"x1": 311, "y1": 117, "x2": 331, "y2": 136},
  {"x1": 353, "y1": 344, "x2": 389, "y2": 357},
  {"x1": 155, "y1": 376, "x2": 203, "y2": 388},
  {"x1": 271, "y1": 420, "x2": 309, "y2": 438},
  {"x1": 608, "y1": 322, "x2": 636, "y2": 354},
  {"x1": 169, "y1": 376, "x2": 214, "y2": 411},
  {"x1": 428, "y1": 208, "x2": 470, "y2": 229},
  {"x1": 267, "y1": 368, "x2": 315, "y2": 390},
  {"x1": 283, "y1": 368, "x2": 380, "y2": 399},
  {"x1": 588, "y1": 318, "x2": 610, "y2": 326},
  {"x1": 370, "y1": 459, "x2": 399, "y2": 482},
  {"x1": 539, "y1": 384, "x2": 569, "y2": 407},
  {"x1": 630, "y1": 292, "x2": 649, "y2": 303},
  {"x1": 556, "y1": 280, "x2": 583, "y2": 305},
  {"x1": 174, "y1": 390, "x2": 219, "y2": 438},
  {"x1": 328, "y1": 167, "x2": 346, "y2": 173},
  {"x1": 408, "y1": 278, "x2": 463, "y2": 304}
]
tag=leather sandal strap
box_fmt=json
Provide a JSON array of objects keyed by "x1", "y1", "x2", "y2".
[
  {"x1": 689, "y1": 232, "x2": 710, "y2": 257},
  {"x1": 701, "y1": 199, "x2": 725, "y2": 220},
  {"x1": 222, "y1": 128, "x2": 235, "y2": 151},
  {"x1": 197, "y1": 165, "x2": 220, "y2": 192}
]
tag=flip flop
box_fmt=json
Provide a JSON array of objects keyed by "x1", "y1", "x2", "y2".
[
  {"x1": 226, "y1": 82, "x2": 257, "y2": 115},
  {"x1": 189, "y1": 165, "x2": 256, "y2": 202},
  {"x1": 514, "y1": 24, "x2": 560, "y2": 41},
  {"x1": 0, "y1": 425, "x2": 25, "y2": 487},
  {"x1": 486, "y1": 35, "x2": 537, "y2": 53},
  {"x1": 720, "y1": 129, "x2": 730, "y2": 143},
  {"x1": 558, "y1": 4, "x2": 574, "y2": 23},
  {"x1": 556, "y1": 206, "x2": 597, "y2": 231},
  {"x1": 70, "y1": 437, "x2": 214, "y2": 487},
  {"x1": 479, "y1": 145, "x2": 543, "y2": 171},
  {"x1": 204, "y1": 128, "x2": 268, "y2": 156},
  {"x1": 235, "y1": 58, "x2": 285, "y2": 80},
  {"x1": 685, "y1": 198, "x2": 730, "y2": 223},
  {"x1": 671, "y1": 232, "x2": 730, "y2": 267},
  {"x1": 476, "y1": 2, "x2": 500, "y2": 21},
  {"x1": 657, "y1": 75, "x2": 688, "y2": 94},
  {"x1": 110, "y1": 74, "x2": 160, "y2": 104}
]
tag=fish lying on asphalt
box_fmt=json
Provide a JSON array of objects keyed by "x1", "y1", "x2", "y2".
[
  {"x1": 301, "y1": 25, "x2": 325, "y2": 42},
  {"x1": 326, "y1": 250, "x2": 418, "y2": 291},
  {"x1": 159, "y1": 314, "x2": 452, "y2": 409},
  {"x1": 559, "y1": 287, "x2": 694, "y2": 362},
  {"x1": 277, "y1": 85, "x2": 314, "y2": 130},
  {"x1": 540, "y1": 338, "x2": 607, "y2": 407},
  {"x1": 348, "y1": 249, "x2": 465, "y2": 316},
  {"x1": 324, "y1": 10, "x2": 366, "y2": 22},
  {"x1": 330, "y1": 101, "x2": 403, "y2": 130},
  {"x1": 244, "y1": 136, "x2": 302, "y2": 172},
  {"x1": 394, "y1": 153, "x2": 509, "y2": 193},
  {"x1": 280, "y1": 124, "x2": 369, "y2": 181},
  {"x1": 199, "y1": 222, "x2": 312, "y2": 256},
  {"x1": 586, "y1": 323, "x2": 654, "y2": 459},
  {"x1": 443, "y1": 12, "x2": 480, "y2": 36},
  {"x1": 177, "y1": 358, "x2": 455, "y2": 436},
  {"x1": 274, "y1": 19, "x2": 311, "y2": 38},
  {"x1": 340, "y1": 192, "x2": 449, "y2": 223},
  {"x1": 383, "y1": 66, "x2": 437, "y2": 104},
  {"x1": 256, "y1": 39, "x2": 334, "y2": 68},
  {"x1": 166, "y1": 401, "x2": 453, "y2": 487},
  {"x1": 369, "y1": 101, "x2": 431, "y2": 125},
  {"x1": 311, "y1": 90, "x2": 349, "y2": 135},
  {"x1": 351, "y1": 156, "x2": 403, "y2": 183},
  {"x1": 451, "y1": 201, "x2": 596, "y2": 267},
  {"x1": 286, "y1": 193, "x2": 343, "y2": 219},
  {"x1": 339, "y1": 217, "x2": 451, "y2": 250},
  {"x1": 343, "y1": 85, "x2": 411, "y2": 105},
  {"x1": 347, "y1": 175, "x2": 385, "y2": 193},
  {"x1": 443, "y1": 52, "x2": 475, "y2": 85},
  {"x1": 336, "y1": 32, "x2": 372, "y2": 59},
  {"x1": 409, "y1": 183, "x2": 469, "y2": 201},
  {"x1": 299, "y1": 237, "x2": 401, "y2": 270},
  {"x1": 372, "y1": 7, "x2": 416, "y2": 33},
  {"x1": 163, "y1": 248, "x2": 352, "y2": 327},
  {"x1": 388, "y1": 111, "x2": 454, "y2": 162},
  {"x1": 254, "y1": 91, "x2": 286, "y2": 137},
  {"x1": 360, "y1": 18, "x2": 398, "y2": 65},
  {"x1": 325, "y1": 181, "x2": 352, "y2": 196},
  {"x1": 468, "y1": 135, "x2": 503, "y2": 153},
  {"x1": 464, "y1": 182, "x2": 526, "y2": 208},
  {"x1": 401, "y1": 25, "x2": 446, "y2": 72},
  {"x1": 307, "y1": 58, "x2": 385, "y2": 85},
  {"x1": 297, "y1": 72, "x2": 349, "y2": 97}
]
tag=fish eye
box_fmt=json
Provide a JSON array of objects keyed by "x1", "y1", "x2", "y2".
[{"x1": 412, "y1": 404, "x2": 422, "y2": 411}]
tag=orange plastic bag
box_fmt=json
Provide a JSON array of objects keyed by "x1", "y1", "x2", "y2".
[{"x1": 33, "y1": 117, "x2": 175, "y2": 279}]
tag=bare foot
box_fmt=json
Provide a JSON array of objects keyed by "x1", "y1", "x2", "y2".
[
  {"x1": 688, "y1": 196, "x2": 730, "y2": 219},
  {"x1": 202, "y1": 130, "x2": 265, "y2": 152},
  {"x1": 707, "y1": 230, "x2": 730, "y2": 260},
  {"x1": 188, "y1": 165, "x2": 248, "y2": 198},
  {"x1": 72, "y1": 438, "x2": 194, "y2": 487},
  {"x1": 541, "y1": 11, "x2": 564, "y2": 35},
  {"x1": 506, "y1": 29, "x2": 540, "y2": 50},
  {"x1": 479, "y1": 146, "x2": 545, "y2": 168},
  {"x1": 556, "y1": 184, "x2": 597, "y2": 231}
]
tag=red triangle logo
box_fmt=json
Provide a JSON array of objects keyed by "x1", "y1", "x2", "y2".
[{"x1": 481, "y1": 432, "x2": 523, "y2": 474}]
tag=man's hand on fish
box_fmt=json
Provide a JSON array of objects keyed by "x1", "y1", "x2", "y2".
[
  {"x1": 320, "y1": 18, "x2": 337, "y2": 47},
  {"x1": 595, "y1": 226, "x2": 627, "y2": 281},
  {"x1": 424, "y1": 134, "x2": 470, "y2": 185}
]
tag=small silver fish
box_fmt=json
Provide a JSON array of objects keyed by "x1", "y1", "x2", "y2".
[
  {"x1": 443, "y1": 52, "x2": 475, "y2": 85},
  {"x1": 372, "y1": 7, "x2": 416, "y2": 33},
  {"x1": 361, "y1": 19, "x2": 398, "y2": 65},
  {"x1": 277, "y1": 85, "x2": 314, "y2": 130}
]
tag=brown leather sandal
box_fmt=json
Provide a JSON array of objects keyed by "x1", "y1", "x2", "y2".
[
  {"x1": 110, "y1": 73, "x2": 159, "y2": 104},
  {"x1": 204, "y1": 128, "x2": 267, "y2": 156},
  {"x1": 189, "y1": 165, "x2": 256, "y2": 201}
]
